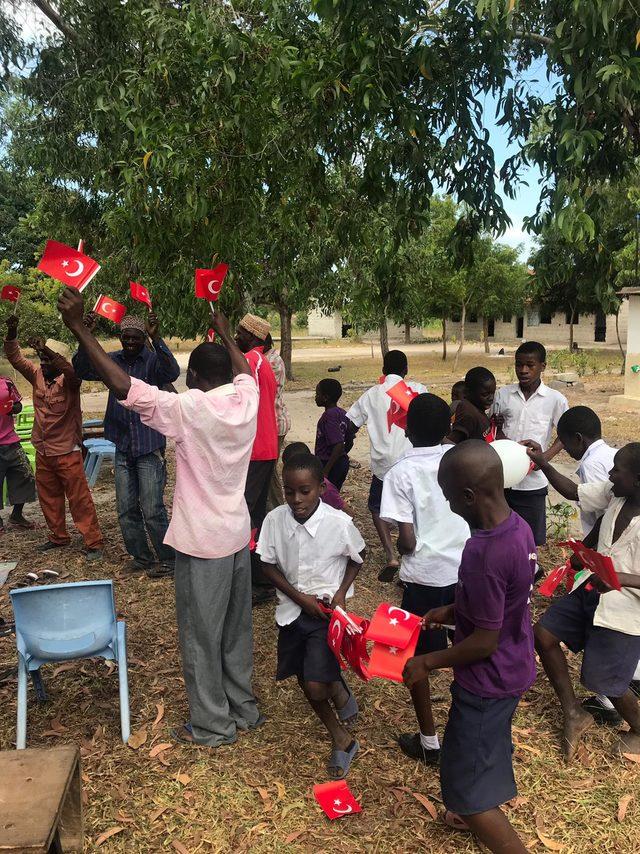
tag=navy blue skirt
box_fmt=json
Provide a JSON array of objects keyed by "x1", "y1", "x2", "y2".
[{"x1": 440, "y1": 682, "x2": 519, "y2": 815}]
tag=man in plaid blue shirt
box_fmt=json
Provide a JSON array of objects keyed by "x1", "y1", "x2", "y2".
[{"x1": 73, "y1": 312, "x2": 180, "y2": 578}]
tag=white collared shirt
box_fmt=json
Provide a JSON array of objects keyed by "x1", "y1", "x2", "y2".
[
  {"x1": 576, "y1": 480, "x2": 640, "y2": 635},
  {"x1": 492, "y1": 382, "x2": 568, "y2": 491},
  {"x1": 576, "y1": 439, "x2": 617, "y2": 535},
  {"x1": 256, "y1": 501, "x2": 366, "y2": 626},
  {"x1": 380, "y1": 445, "x2": 470, "y2": 586},
  {"x1": 346, "y1": 374, "x2": 428, "y2": 479}
]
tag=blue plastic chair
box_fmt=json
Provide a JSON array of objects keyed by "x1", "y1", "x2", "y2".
[
  {"x1": 83, "y1": 439, "x2": 116, "y2": 487},
  {"x1": 10, "y1": 580, "x2": 130, "y2": 749}
]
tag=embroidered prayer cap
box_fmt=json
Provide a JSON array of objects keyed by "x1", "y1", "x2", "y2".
[
  {"x1": 44, "y1": 339, "x2": 71, "y2": 361},
  {"x1": 120, "y1": 315, "x2": 146, "y2": 333},
  {"x1": 238, "y1": 313, "x2": 271, "y2": 341}
]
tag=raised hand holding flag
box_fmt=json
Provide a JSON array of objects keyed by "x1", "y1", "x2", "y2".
[
  {"x1": 93, "y1": 294, "x2": 127, "y2": 324},
  {"x1": 130, "y1": 281, "x2": 152, "y2": 309},
  {"x1": 1, "y1": 285, "x2": 21, "y2": 303},
  {"x1": 206, "y1": 328, "x2": 216, "y2": 343},
  {"x1": 195, "y1": 263, "x2": 228, "y2": 302},
  {"x1": 37, "y1": 240, "x2": 101, "y2": 291}
]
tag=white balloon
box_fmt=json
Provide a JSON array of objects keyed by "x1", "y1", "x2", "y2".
[{"x1": 490, "y1": 439, "x2": 531, "y2": 489}]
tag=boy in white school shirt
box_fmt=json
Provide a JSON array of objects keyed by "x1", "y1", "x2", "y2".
[
  {"x1": 528, "y1": 442, "x2": 640, "y2": 762},
  {"x1": 380, "y1": 394, "x2": 470, "y2": 765},
  {"x1": 258, "y1": 452, "x2": 366, "y2": 779},
  {"x1": 346, "y1": 350, "x2": 427, "y2": 582},
  {"x1": 492, "y1": 341, "x2": 568, "y2": 546}
]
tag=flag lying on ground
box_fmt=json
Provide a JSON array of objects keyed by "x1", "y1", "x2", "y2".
[
  {"x1": 37, "y1": 240, "x2": 100, "y2": 291},
  {"x1": 313, "y1": 780, "x2": 362, "y2": 820},
  {"x1": 93, "y1": 295, "x2": 127, "y2": 324},
  {"x1": 130, "y1": 281, "x2": 152, "y2": 309},
  {"x1": 195, "y1": 264, "x2": 229, "y2": 301},
  {"x1": 0, "y1": 285, "x2": 20, "y2": 303}
]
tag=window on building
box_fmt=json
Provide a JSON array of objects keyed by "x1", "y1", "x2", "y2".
[
  {"x1": 502, "y1": 313, "x2": 512, "y2": 324},
  {"x1": 451, "y1": 311, "x2": 461, "y2": 323},
  {"x1": 527, "y1": 308, "x2": 540, "y2": 326},
  {"x1": 487, "y1": 319, "x2": 495, "y2": 337},
  {"x1": 565, "y1": 309, "x2": 580, "y2": 324},
  {"x1": 469, "y1": 313, "x2": 478, "y2": 323},
  {"x1": 540, "y1": 309, "x2": 552, "y2": 324}
]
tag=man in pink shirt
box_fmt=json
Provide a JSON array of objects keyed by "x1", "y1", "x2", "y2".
[
  {"x1": 58, "y1": 287, "x2": 263, "y2": 748},
  {"x1": 0, "y1": 376, "x2": 35, "y2": 530}
]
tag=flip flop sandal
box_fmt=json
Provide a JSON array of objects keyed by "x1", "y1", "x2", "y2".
[
  {"x1": 442, "y1": 810, "x2": 470, "y2": 831},
  {"x1": 171, "y1": 723, "x2": 196, "y2": 744},
  {"x1": 377, "y1": 564, "x2": 399, "y2": 583},
  {"x1": 335, "y1": 681, "x2": 359, "y2": 725},
  {"x1": 328, "y1": 739, "x2": 359, "y2": 779}
]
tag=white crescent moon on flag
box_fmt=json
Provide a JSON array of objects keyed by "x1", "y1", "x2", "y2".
[
  {"x1": 65, "y1": 259, "x2": 85, "y2": 278},
  {"x1": 332, "y1": 804, "x2": 353, "y2": 815},
  {"x1": 331, "y1": 622, "x2": 341, "y2": 645},
  {"x1": 208, "y1": 280, "x2": 222, "y2": 295},
  {"x1": 102, "y1": 301, "x2": 112, "y2": 312},
  {"x1": 387, "y1": 606, "x2": 411, "y2": 621}
]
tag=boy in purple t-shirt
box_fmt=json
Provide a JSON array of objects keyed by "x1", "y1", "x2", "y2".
[
  {"x1": 315, "y1": 379, "x2": 350, "y2": 490},
  {"x1": 404, "y1": 440, "x2": 536, "y2": 854}
]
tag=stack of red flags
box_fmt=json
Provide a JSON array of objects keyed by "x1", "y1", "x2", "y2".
[
  {"x1": 386, "y1": 380, "x2": 419, "y2": 433},
  {"x1": 364, "y1": 603, "x2": 422, "y2": 682},
  {"x1": 538, "y1": 558, "x2": 576, "y2": 597},
  {"x1": 326, "y1": 607, "x2": 370, "y2": 680},
  {"x1": 559, "y1": 538, "x2": 621, "y2": 591}
]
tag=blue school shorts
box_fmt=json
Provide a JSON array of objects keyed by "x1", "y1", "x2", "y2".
[
  {"x1": 368, "y1": 475, "x2": 384, "y2": 514},
  {"x1": 539, "y1": 584, "x2": 640, "y2": 698},
  {"x1": 276, "y1": 613, "x2": 342, "y2": 684},
  {"x1": 401, "y1": 582, "x2": 456, "y2": 655},
  {"x1": 440, "y1": 682, "x2": 520, "y2": 816}
]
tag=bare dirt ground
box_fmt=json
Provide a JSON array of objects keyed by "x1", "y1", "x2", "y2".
[{"x1": 1, "y1": 343, "x2": 639, "y2": 853}]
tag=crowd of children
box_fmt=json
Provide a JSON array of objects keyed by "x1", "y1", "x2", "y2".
[{"x1": 3, "y1": 287, "x2": 640, "y2": 854}]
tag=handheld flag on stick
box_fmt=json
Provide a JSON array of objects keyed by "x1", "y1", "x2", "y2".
[
  {"x1": 37, "y1": 240, "x2": 100, "y2": 292},
  {"x1": 1, "y1": 285, "x2": 20, "y2": 304},
  {"x1": 195, "y1": 264, "x2": 228, "y2": 307},
  {"x1": 130, "y1": 281, "x2": 152, "y2": 309},
  {"x1": 206, "y1": 328, "x2": 216, "y2": 343},
  {"x1": 385, "y1": 380, "x2": 419, "y2": 433},
  {"x1": 93, "y1": 295, "x2": 127, "y2": 324}
]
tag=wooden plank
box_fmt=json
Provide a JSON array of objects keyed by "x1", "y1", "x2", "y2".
[{"x1": 0, "y1": 746, "x2": 82, "y2": 852}]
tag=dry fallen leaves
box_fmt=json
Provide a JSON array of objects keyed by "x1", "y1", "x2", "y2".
[
  {"x1": 622, "y1": 752, "x2": 640, "y2": 764},
  {"x1": 152, "y1": 701, "x2": 165, "y2": 729},
  {"x1": 411, "y1": 792, "x2": 437, "y2": 820},
  {"x1": 617, "y1": 794, "x2": 633, "y2": 822},
  {"x1": 171, "y1": 840, "x2": 190, "y2": 854},
  {"x1": 149, "y1": 806, "x2": 169, "y2": 823},
  {"x1": 127, "y1": 728, "x2": 148, "y2": 750},
  {"x1": 535, "y1": 814, "x2": 564, "y2": 851},
  {"x1": 95, "y1": 826, "x2": 125, "y2": 846},
  {"x1": 175, "y1": 772, "x2": 191, "y2": 786},
  {"x1": 149, "y1": 742, "x2": 172, "y2": 758},
  {"x1": 284, "y1": 830, "x2": 307, "y2": 844}
]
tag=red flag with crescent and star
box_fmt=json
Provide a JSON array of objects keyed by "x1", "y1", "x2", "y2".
[
  {"x1": 130, "y1": 281, "x2": 152, "y2": 309},
  {"x1": 367, "y1": 637, "x2": 419, "y2": 682},
  {"x1": 195, "y1": 263, "x2": 229, "y2": 301},
  {"x1": 206, "y1": 328, "x2": 216, "y2": 343},
  {"x1": 341, "y1": 616, "x2": 371, "y2": 681},
  {"x1": 313, "y1": 780, "x2": 362, "y2": 820},
  {"x1": 385, "y1": 380, "x2": 419, "y2": 433},
  {"x1": 326, "y1": 610, "x2": 348, "y2": 670},
  {"x1": 93, "y1": 294, "x2": 127, "y2": 324},
  {"x1": 365, "y1": 602, "x2": 422, "y2": 648},
  {"x1": 559, "y1": 538, "x2": 621, "y2": 591},
  {"x1": 37, "y1": 240, "x2": 101, "y2": 292},
  {"x1": 1, "y1": 285, "x2": 21, "y2": 303}
]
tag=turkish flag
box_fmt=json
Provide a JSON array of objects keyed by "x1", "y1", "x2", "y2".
[
  {"x1": 93, "y1": 294, "x2": 127, "y2": 324},
  {"x1": 327, "y1": 611, "x2": 348, "y2": 669},
  {"x1": 313, "y1": 780, "x2": 362, "y2": 820},
  {"x1": 341, "y1": 616, "x2": 371, "y2": 681},
  {"x1": 539, "y1": 560, "x2": 576, "y2": 597},
  {"x1": 130, "y1": 281, "x2": 152, "y2": 308},
  {"x1": 195, "y1": 263, "x2": 229, "y2": 301},
  {"x1": 1, "y1": 285, "x2": 20, "y2": 303},
  {"x1": 385, "y1": 380, "x2": 418, "y2": 433},
  {"x1": 206, "y1": 328, "x2": 216, "y2": 343},
  {"x1": 365, "y1": 602, "x2": 423, "y2": 649},
  {"x1": 37, "y1": 240, "x2": 101, "y2": 292},
  {"x1": 249, "y1": 527, "x2": 258, "y2": 552},
  {"x1": 368, "y1": 637, "x2": 420, "y2": 682},
  {"x1": 560, "y1": 538, "x2": 621, "y2": 591}
]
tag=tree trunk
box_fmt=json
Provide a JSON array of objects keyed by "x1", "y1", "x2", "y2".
[
  {"x1": 379, "y1": 315, "x2": 389, "y2": 357},
  {"x1": 482, "y1": 316, "x2": 490, "y2": 354},
  {"x1": 453, "y1": 302, "x2": 466, "y2": 372},
  {"x1": 278, "y1": 304, "x2": 294, "y2": 381},
  {"x1": 616, "y1": 307, "x2": 626, "y2": 375},
  {"x1": 404, "y1": 319, "x2": 411, "y2": 345},
  {"x1": 568, "y1": 303, "x2": 575, "y2": 350},
  {"x1": 442, "y1": 317, "x2": 447, "y2": 361}
]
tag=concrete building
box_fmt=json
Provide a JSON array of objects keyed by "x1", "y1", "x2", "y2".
[
  {"x1": 308, "y1": 303, "x2": 629, "y2": 347},
  {"x1": 610, "y1": 288, "x2": 640, "y2": 410}
]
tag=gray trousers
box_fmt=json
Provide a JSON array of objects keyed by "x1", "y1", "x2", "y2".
[{"x1": 174, "y1": 547, "x2": 260, "y2": 746}]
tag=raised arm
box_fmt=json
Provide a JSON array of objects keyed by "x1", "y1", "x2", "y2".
[
  {"x1": 4, "y1": 316, "x2": 37, "y2": 384},
  {"x1": 210, "y1": 308, "x2": 250, "y2": 377},
  {"x1": 523, "y1": 440, "x2": 579, "y2": 501},
  {"x1": 58, "y1": 287, "x2": 132, "y2": 399},
  {"x1": 145, "y1": 312, "x2": 181, "y2": 384},
  {"x1": 28, "y1": 337, "x2": 82, "y2": 389}
]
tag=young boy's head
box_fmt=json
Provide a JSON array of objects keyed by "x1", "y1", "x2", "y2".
[
  {"x1": 514, "y1": 341, "x2": 546, "y2": 391},
  {"x1": 282, "y1": 452, "x2": 325, "y2": 522},
  {"x1": 383, "y1": 350, "x2": 408, "y2": 379},
  {"x1": 451, "y1": 380, "x2": 466, "y2": 403},
  {"x1": 464, "y1": 367, "x2": 496, "y2": 412},
  {"x1": 406, "y1": 393, "x2": 451, "y2": 448},
  {"x1": 187, "y1": 343, "x2": 233, "y2": 390},
  {"x1": 315, "y1": 378, "x2": 343, "y2": 408},
  {"x1": 282, "y1": 442, "x2": 311, "y2": 465},
  {"x1": 557, "y1": 406, "x2": 602, "y2": 461},
  {"x1": 438, "y1": 439, "x2": 506, "y2": 528},
  {"x1": 609, "y1": 443, "x2": 640, "y2": 499}
]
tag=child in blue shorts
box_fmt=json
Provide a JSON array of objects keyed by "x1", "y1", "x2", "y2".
[
  {"x1": 404, "y1": 440, "x2": 536, "y2": 854},
  {"x1": 257, "y1": 452, "x2": 366, "y2": 778}
]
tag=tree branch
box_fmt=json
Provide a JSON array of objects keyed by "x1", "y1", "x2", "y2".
[
  {"x1": 514, "y1": 30, "x2": 553, "y2": 47},
  {"x1": 30, "y1": 0, "x2": 78, "y2": 41}
]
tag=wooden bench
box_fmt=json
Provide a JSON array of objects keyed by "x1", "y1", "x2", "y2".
[{"x1": 0, "y1": 746, "x2": 83, "y2": 853}]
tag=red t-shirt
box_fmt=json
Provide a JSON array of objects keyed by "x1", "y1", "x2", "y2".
[{"x1": 246, "y1": 348, "x2": 278, "y2": 461}]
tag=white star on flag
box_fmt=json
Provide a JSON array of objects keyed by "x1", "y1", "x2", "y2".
[
  {"x1": 334, "y1": 799, "x2": 341, "y2": 806},
  {"x1": 389, "y1": 647, "x2": 398, "y2": 655},
  {"x1": 389, "y1": 617, "x2": 398, "y2": 626},
  {"x1": 61, "y1": 260, "x2": 69, "y2": 267}
]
